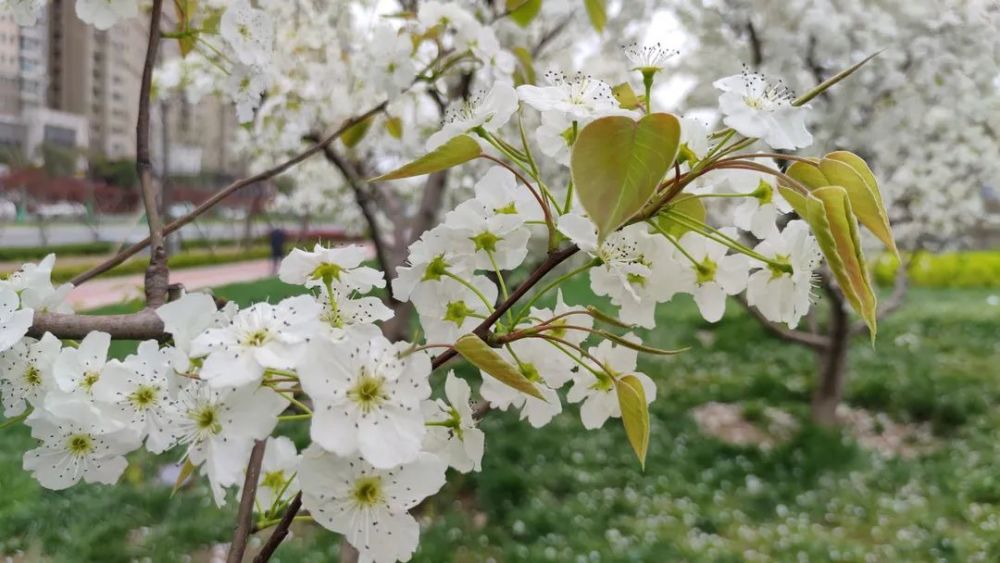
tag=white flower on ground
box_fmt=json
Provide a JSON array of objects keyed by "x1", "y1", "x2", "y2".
[
  {"x1": 92, "y1": 340, "x2": 179, "y2": 454},
  {"x1": 517, "y1": 71, "x2": 632, "y2": 121},
  {"x1": 297, "y1": 333, "x2": 431, "y2": 469},
  {"x1": 241, "y1": 436, "x2": 300, "y2": 510},
  {"x1": 172, "y1": 382, "x2": 288, "y2": 506},
  {"x1": 746, "y1": 220, "x2": 822, "y2": 328},
  {"x1": 422, "y1": 371, "x2": 485, "y2": 473},
  {"x1": 478, "y1": 338, "x2": 567, "y2": 428},
  {"x1": 472, "y1": 166, "x2": 545, "y2": 223},
  {"x1": 53, "y1": 331, "x2": 111, "y2": 394},
  {"x1": 300, "y1": 447, "x2": 447, "y2": 563},
  {"x1": 567, "y1": 336, "x2": 657, "y2": 430},
  {"x1": 671, "y1": 231, "x2": 751, "y2": 323},
  {"x1": 220, "y1": 0, "x2": 274, "y2": 66},
  {"x1": 0, "y1": 286, "x2": 33, "y2": 354},
  {"x1": 0, "y1": 332, "x2": 60, "y2": 417},
  {"x1": 279, "y1": 244, "x2": 384, "y2": 293},
  {"x1": 190, "y1": 295, "x2": 321, "y2": 388},
  {"x1": 22, "y1": 396, "x2": 141, "y2": 490},
  {"x1": 412, "y1": 275, "x2": 497, "y2": 345},
  {"x1": 1, "y1": 0, "x2": 45, "y2": 26},
  {"x1": 75, "y1": 0, "x2": 138, "y2": 30},
  {"x1": 444, "y1": 199, "x2": 530, "y2": 271},
  {"x1": 559, "y1": 215, "x2": 679, "y2": 328},
  {"x1": 714, "y1": 69, "x2": 813, "y2": 150},
  {"x1": 426, "y1": 82, "x2": 518, "y2": 150}
]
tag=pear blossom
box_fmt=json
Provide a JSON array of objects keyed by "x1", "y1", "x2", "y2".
[
  {"x1": 679, "y1": 116, "x2": 712, "y2": 163},
  {"x1": 622, "y1": 41, "x2": 679, "y2": 73},
  {"x1": 671, "y1": 231, "x2": 752, "y2": 323},
  {"x1": 220, "y1": 0, "x2": 275, "y2": 67},
  {"x1": 91, "y1": 340, "x2": 179, "y2": 454},
  {"x1": 156, "y1": 292, "x2": 233, "y2": 358},
  {"x1": 559, "y1": 215, "x2": 679, "y2": 328},
  {"x1": 444, "y1": 199, "x2": 531, "y2": 271},
  {"x1": 517, "y1": 71, "x2": 631, "y2": 121},
  {"x1": 426, "y1": 83, "x2": 518, "y2": 149},
  {"x1": 190, "y1": 295, "x2": 322, "y2": 388},
  {"x1": 1, "y1": 254, "x2": 73, "y2": 314},
  {"x1": 241, "y1": 436, "x2": 300, "y2": 509},
  {"x1": 478, "y1": 338, "x2": 568, "y2": 428},
  {"x1": 714, "y1": 69, "x2": 813, "y2": 150},
  {"x1": 422, "y1": 371, "x2": 485, "y2": 473},
  {"x1": 0, "y1": 286, "x2": 33, "y2": 354},
  {"x1": 297, "y1": 333, "x2": 431, "y2": 469},
  {"x1": 746, "y1": 220, "x2": 822, "y2": 327},
  {"x1": 567, "y1": 337, "x2": 657, "y2": 430},
  {"x1": 279, "y1": 244, "x2": 384, "y2": 293},
  {"x1": 74, "y1": 0, "x2": 138, "y2": 30},
  {"x1": 412, "y1": 275, "x2": 497, "y2": 344},
  {"x1": 391, "y1": 227, "x2": 475, "y2": 302},
  {"x1": 172, "y1": 382, "x2": 288, "y2": 506},
  {"x1": 53, "y1": 331, "x2": 111, "y2": 394},
  {"x1": 369, "y1": 25, "x2": 417, "y2": 96},
  {"x1": 472, "y1": 166, "x2": 545, "y2": 223},
  {"x1": 316, "y1": 286, "x2": 394, "y2": 341},
  {"x1": 22, "y1": 395, "x2": 141, "y2": 490},
  {"x1": 226, "y1": 64, "x2": 269, "y2": 123},
  {"x1": 0, "y1": 332, "x2": 60, "y2": 417},
  {"x1": 300, "y1": 447, "x2": 447, "y2": 563},
  {"x1": 535, "y1": 111, "x2": 575, "y2": 166}
]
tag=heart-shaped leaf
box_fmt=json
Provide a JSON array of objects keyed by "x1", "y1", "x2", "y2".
[
  {"x1": 454, "y1": 334, "x2": 546, "y2": 401},
  {"x1": 616, "y1": 375, "x2": 650, "y2": 468},
  {"x1": 570, "y1": 113, "x2": 681, "y2": 240},
  {"x1": 371, "y1": 135, "x2": 481, "y2": 182}
]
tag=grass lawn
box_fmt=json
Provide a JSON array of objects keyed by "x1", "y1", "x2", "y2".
[{"x1": 2, "y1": 275, "x2": 999, "y2": 562}]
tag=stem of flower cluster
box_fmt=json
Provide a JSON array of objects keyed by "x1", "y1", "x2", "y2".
[
  {"x1": 512, "y1": 260, "x2": 596, "y2": 324},
  {"x1": 442, "y1": 271, "x2": 496, "y2": 313}
]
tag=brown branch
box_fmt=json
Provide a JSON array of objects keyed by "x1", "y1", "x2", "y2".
[
  {"x1": 532, "y1": 14, "x2": 574, "y2": 58},
  {"x1": 253, "y1": 493, "x2": 302, "y2": 562},
  {"x1": 68, "y1": 102, "x2": 388, "y2": 288},
  {"x1": 27, "y1": 310, "x2": 164, "y2": 340},
  {"x1": 745, "y1": 20, "x2": 763, "y2": 69},
  {"x1": 227, "y1": 439, "x2": 267, "y2": 563},
  {"x1": 735, "y1": 296, "x2": 829, "y2": 350},
  {"x1": 138, "y1": 0, "x2": 168, "y2": 307},
  {"x1": 431, "y1": 245, "x2": 580, "y2": 369}
]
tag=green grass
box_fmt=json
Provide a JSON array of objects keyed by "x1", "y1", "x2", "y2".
[{"x1": 2, "y1": 277, "x2": 1000, "y2": 561}]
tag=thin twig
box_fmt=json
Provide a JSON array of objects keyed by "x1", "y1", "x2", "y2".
[
  {"x1": 227, "y1": 440, "x2": 267, "y2": 563},
  {"x1": 68, "y1": 102, "x2": 388, "y2": 287},
  {"x1": 253, "y1": 493, "x2": 303, "y2": 562},
  {"x1": 735, "y1": 295, "x2": 830, "y2": 350},
  {"x1": 137, "y1": 0, "x2": 168, "y2": 307}
]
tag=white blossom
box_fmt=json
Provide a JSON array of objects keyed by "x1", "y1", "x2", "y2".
[
  {"x1": 220, "y1": 0, "x2": 275, "y2": 67},
  {"x1": 421, "y1": 371, "x2": 485, "y2": 473},
  {"x1": 567, "y1": 336, "x2": 657, "y2": 430},
  {"x1": 426, "y1": 83, "x2": 518, "y2": 149},
  {"x1": 714, "y1": 69, "x2": 812, "y2": 150},
  {"x1": 74, "y1": 0, "x2": 138, "y2": 30},
  {"x1": 746, "y1": 220, "x2": 822, "y2": 328},
  {"x1": 0, "y1": 332, "x2": 60, "y2": 417}
]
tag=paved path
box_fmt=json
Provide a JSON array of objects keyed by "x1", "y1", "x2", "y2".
[{"x1": 68, "y1": 259, "x2": 274, "y2": 310}]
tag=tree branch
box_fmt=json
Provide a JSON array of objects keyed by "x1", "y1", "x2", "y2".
[
  {"x1": 253, "y1": 493, "x2": 302, "y2": 562},
  {"x1": 68, "y1": 102, "x2": 388, "y2": 288},
  {"x1": 227, "y1": 439, "x2": 267, "y2": 563},
  {"x1": 27, "y1": 310, "x2": 164, "y2": 340},
  {"x1": 735, "y1": 295, "x2": 830, "y2": 350},
  {"x1": 137, "y1": 0, "x2": 167, "y2": 307}
]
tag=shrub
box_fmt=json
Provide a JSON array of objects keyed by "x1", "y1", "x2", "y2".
[{"x1": 873, "y1": 251, "x2": 1000, "y2": 288}]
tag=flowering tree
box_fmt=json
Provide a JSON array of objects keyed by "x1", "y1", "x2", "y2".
[
  {"x1": 0, "y1": 1, "x2": 898, "y2": 561},
  {"x1": 663, "y1": 0, "x2": 1000, "y2": 426}
]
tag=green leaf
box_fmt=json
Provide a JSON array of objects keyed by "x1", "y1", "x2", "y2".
[
  {"x1": 570, "y1": 113, "x2": 680, "y2": 239},
  {"x1": 584, "y1": 0, "x2": 607, "y2": 33},
  {"x1": 173, "y1": 0, "x2": 199, "y2": 57},
  {"x1": 781, "y1": 185, "x2": 878, "y2": 338},
  {"x1": 370, "y1": 135, "x2": 482, "y2": 182},
  {"x1": 656, "y1": 194, "x2": 705, "y2": 238},
  {"x1": 611, "y1": 82, "x2": 641, "y2": 110},
  {"x1": 507, "y1": 0, "x2": 542, "y2": 27},
  {"x1": 384, "y1": 116, "x2": 403, "y2": 140},
  {"x1": 512, "y1": 46, "x2": 537, "y2": 86},
  {"x1": 172, "y1": 459, "x2": 197, "y2": 496},
  {"x1": 821, "y1": 151, "x2": 897, "y2": 257},
  {"x1": 200, "y1": 10, "x2": 221, "y2": 34},
  {"x1": 786, "y1": 159, "x2": 827, "y2": 190},
  {"x1": 340, "y1": 115, "x2": 374, "y2": 148},
  {"x1": 454, "y1": 334, "x2": 546, "y2": 401},
  {"x1": 616, "y1": 375, "x2": 650, "y2": 468}
]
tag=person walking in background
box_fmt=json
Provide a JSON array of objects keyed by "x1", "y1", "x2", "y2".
[{"x1": 269, "y1": 227, "x2": 287, "y2": 275}]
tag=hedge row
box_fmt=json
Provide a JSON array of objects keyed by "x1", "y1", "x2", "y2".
[
  {"x1": 873, "y1": 251, "x2": 1000, "y2": 288},
  {"x1": 49, "y1": 247, "x2": 273, "y2": 283}
]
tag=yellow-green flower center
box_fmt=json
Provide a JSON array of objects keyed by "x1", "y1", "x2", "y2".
[
  {"x1": 66, "y1": 433, "x2": 93, "y2": 456},
  {"x1": 81, "y1": 371, "x2": 101, "y2": 391},
  {"x1": 351, "y1": 475, "x2": 384, "y2": 507},
  {"x1": 243, "y1": 329, "x2": 270, "y2": 347},
  {"x1": 191, "y1": 405, "x2": 222, "y2": 435},
  {"x1": 129, "y1": 385, "x2": 158, "y2": 410},
  {"x1": 23, "y1": 366, "x2": 42, "y2": 387},
  {"x1": 348, "y1": 374, "x2": 388, "y2": 413},
  {"x1": 695, "y1": 258, "x2": 717, "y2": 285}
]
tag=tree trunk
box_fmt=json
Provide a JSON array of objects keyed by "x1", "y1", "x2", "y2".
[{"x1": 811, "y1": 288, "x2": 849, "y2": 427}]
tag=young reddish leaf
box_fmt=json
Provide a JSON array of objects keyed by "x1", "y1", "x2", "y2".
[{"x1": 570, "y1": 113, "x2": 681, "y2": 239}]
